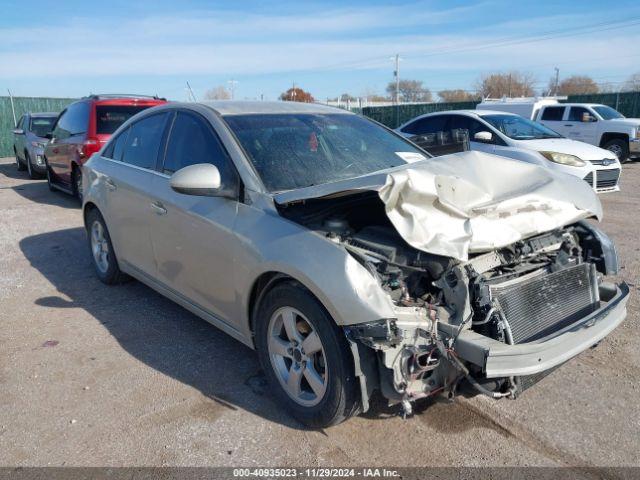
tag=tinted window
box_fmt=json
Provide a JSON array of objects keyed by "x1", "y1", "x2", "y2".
[
  {"x1": 163, "y1": 112, "x2": 233, "y2": 181},
  {"x1": 96, "y1": 105, "x2": 153, "y2": 134},
  {"x1": 448, "y1": 115, "x2": 487, "y2": 137},
  {"x1": 16, "y1": 115, "x2": 25, "y2": 129},
  {"x1": 568, "y1": 107, "x2": 591, "y2": 122},
  {"x1": 401, "y1": 115, "x2": 449, "y2": 135},
  {"x1": 54, "y1": 102, "x2": 89, "y2": 139},
  {"x1": 224, "y1": 113, "x2": 428, "y2": 192},
  {"x1": 103, "y1": 127, "x2": 130, "y2": 160},
  {"x1": 30, "y1": 116, "x2": 56, "y2": 137},
  {"x1": 121, "y1": 114, "x2": 167, "y2": 169},
  {"x1": 541, "y1": 106, "x2": 565, "y2": 121}
]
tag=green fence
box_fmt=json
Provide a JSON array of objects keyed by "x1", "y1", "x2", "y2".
[
  {"x1": 362, "y1": 91, "x2": 640, "y2": 128},
  {"x1": 1, "y1": 96, "x2": 75, "y2": 157}
]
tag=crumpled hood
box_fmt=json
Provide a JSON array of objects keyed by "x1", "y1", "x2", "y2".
[{"x1": 275, "y1": 151, "x2": 602, "y2": 261}]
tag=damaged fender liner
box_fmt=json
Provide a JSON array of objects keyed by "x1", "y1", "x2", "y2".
[{"x1": 443, "y1": 282, "x2": 629, "y2": 378}]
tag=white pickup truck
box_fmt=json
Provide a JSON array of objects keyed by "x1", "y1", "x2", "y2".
[{"x1": 478, "y1": 98, "x2": 640, "y2": 162}]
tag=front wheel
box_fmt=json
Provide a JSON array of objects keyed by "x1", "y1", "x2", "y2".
[
  {"x1": 255, "y1": 283, "x2": 360, "y2": 428},
  {"x1": 604, "y1": 139, "x2": 629, "y2": 163},
  {"x1": 86, "y1": 209, "x2": 128, "y2": 285},
  {"x1": 15, "y1": 149, "x2": 26, "y2": 171},
  {"x1": 26, "y1": 152, "x2": 40, "y2": 179}
]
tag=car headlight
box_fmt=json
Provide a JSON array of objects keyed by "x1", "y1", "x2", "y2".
[
  {"x1": 30, "y1": 141, "x2": 46, "y2": 148},
  {"x1": 539, "y1": 151, "x2": 586, "y2": 167}
]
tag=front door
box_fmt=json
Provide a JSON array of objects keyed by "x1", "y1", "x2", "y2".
[
  {"x1": 564, "y1": 106, "x2": 599, "y2": 145},
  {"x1": 148, "y1": 111, "x2": 240, "y2": 325}
]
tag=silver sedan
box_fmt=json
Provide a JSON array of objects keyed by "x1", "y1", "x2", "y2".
[{"x1": 82, "y1": 101, "x2": 628, "y2": 427}]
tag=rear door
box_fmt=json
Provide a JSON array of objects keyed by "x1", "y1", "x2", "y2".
[
  {"x1": 149, "y1": 110, "x2": 241, "y2": 325},
  {"x1": 538, "y1": 106, "x2": 568, "y2": 137},
  {"x1": 99, "y1": 112, "x2": 171, "y2": 277}
]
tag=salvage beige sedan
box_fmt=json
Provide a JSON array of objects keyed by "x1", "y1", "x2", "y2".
[{"x1": 82, "y1": 101, "x2": 629, "y2": 427}]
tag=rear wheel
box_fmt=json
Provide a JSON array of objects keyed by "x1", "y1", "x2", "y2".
[
  {"x1": 73, "y1": 166, "x2": 83, "y2": 203},
  {"x1": 255, "y1": 282, "x2": 360, "y2": 428},
  {"x1": 86, "y1": 209, "x2": 127, "y2": 285},
  {"x1": 604, "y1": 139, "x2": 629, "y2": 163}
]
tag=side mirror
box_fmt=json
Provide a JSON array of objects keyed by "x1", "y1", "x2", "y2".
[
  {"x1": 12, "y1": 129, "x2": 24, "y2": 135},
  {"x1": 582, "y1": 112, "x2": 596, "y2": 123},
  {"x1": 170, "y1": 163, "x2": 223, "y2": 197},
  {"x1": 474, "y1": 131, "x2": 493, "y2": 143},
  {"x1": 45, "y1": 132, "x2": 54, "y2": 140}
]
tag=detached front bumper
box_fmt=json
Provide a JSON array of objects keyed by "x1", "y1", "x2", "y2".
[{"x1": 449, "y1": 282, "x2": 629, "y2": 378}]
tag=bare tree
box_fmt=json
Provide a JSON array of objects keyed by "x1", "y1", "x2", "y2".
[
  {"x1": 385, "y1": 79, "x2": 432, "y2": 103},
  {"x1": 623, "y1": 73, "x2": 640, "y2": 91},
  {"x1": 437, "y1": 89, "x2": 479, "y2": 102},
  {"x1": 476, "y1": 71, "x2": 536, "y2": 98},
  {"x1": 204, "y1": 86, "x2": 230, "y2": 100},
  {"x1": 549, "y1": 75, "x2": 599, "y2": 96}
]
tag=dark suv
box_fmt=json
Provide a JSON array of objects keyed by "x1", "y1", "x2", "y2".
[{"x1": 44, "y1": 94, "x2": 166, "y2": 201}]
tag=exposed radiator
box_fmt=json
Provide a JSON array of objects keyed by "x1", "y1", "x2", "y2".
[{"x1": 490, "y1": 263, "x2": 600, "y2": 344}]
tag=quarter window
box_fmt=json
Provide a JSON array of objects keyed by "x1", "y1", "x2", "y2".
[
  {"x1": 163, "y1": 112, "x2": 233, "y2": 181},
  {"x1": 121, "y1": 113, "x2": 168, "y2": 169},
  {"x1": 541, "y1": 106, "x2": 565, "y2": 121}
]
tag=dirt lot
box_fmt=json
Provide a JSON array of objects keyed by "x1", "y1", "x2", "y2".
[{"x1": 0, "y1": 156, "x2": 638, "y2": 467}]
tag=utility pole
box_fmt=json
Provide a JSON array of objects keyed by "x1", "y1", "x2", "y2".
[
  {"x1": 553, "y1": 67, "x2": 560, "y2": 96},
  {"x1": 391, "y1": 54, "x2": 401, "y2": 105},
  {"x1": 227, "y1": 79, "x2": 238, "y2": 100},
  {"x1": 7, "y1": 89, "x2": 16, "y2": 126},
  {"x1": 292, "y1": 81, "x2": 296, "y2": 101},
  {"x1": 508, "y1": 73, "x2": 512, "y2": 98}
]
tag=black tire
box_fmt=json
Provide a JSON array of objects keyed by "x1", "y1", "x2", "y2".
[
  {"x1": 72, "y1": 166, "x2": 83, "y2": 204},
  {"x1": 255, "y1": 282, "x2": 360, "y2": 428},
  {"x1": 46, "y1": 164, "x2": 56, "y2": 191},
  {"x1": 15, "y1": 148, "x2": 26, "y2": 171},
  {"x1": 86, "y1": 208, "x2": 128, "y2": 285},
  {"x1": 25, "y1": 152, "x2": 40, "y2": 179},
  {"x1": 604, "y1": 139, "x2": 629, "y2": 163}
]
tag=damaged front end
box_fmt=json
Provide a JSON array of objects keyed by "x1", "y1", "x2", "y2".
[{"x1": 341, "y1": 219, "x2": 629, "y2": 413}]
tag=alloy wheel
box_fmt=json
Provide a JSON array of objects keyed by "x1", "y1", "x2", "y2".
[
  {"x1": 90, "y1": 220, "x2": 110, "y2": 274},
  {"x1": 607, "y1": 144, "x2": 623, "y2": 159},
  {"x1": 267, "y1": 306, "x2": 328, "y2": 407}
]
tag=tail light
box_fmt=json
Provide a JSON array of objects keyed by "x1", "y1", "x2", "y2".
[{"x1": 78, "y1": 137, "x2": 101, "y2": 160}]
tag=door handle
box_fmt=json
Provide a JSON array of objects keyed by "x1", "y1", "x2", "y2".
[
  {"x1": 150, "y1": 201, "x2": 167, "y2": 215},
  {"x1": 105, "y1": 178, "x2": 117, "y2": 191},
  {"x1": 564, "y1": 124, "x2": 573, "y2": 127}
]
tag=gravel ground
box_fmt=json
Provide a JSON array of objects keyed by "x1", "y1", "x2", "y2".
[{"x1": 0, "y1": 156, "x2": 638, "y2": 467}]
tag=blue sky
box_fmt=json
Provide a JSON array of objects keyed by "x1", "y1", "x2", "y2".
[{"x1": 2, "y1": 0, "x2": 640, "y2": 101}]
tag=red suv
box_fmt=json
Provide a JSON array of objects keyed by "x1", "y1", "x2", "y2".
[{"x1": 44, "y1": 94, "x2": 167, "y2": 201}]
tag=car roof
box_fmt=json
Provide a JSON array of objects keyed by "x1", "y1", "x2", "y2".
[
  {"x1": 397, "y1": 109, "x2": 518, "y2": 129},
  {"x1": 201, "y1": 100, "x2": 351, "y2": 116},
  {"x1": 557, "y1": 103, "x2": 603, "y2": 108},
  {"x1": 28, "y1": 112, "x2": 58, "y2": 117}
]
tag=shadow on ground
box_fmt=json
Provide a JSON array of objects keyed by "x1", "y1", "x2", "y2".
[
  {"x1": 0, "y1": 162, "x2": 78, "y2": 209},
  {"x1": 19, "y1": 227, "x2": 412, "y2": 430}
]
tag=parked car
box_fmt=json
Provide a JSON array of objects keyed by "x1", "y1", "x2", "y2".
[
  {"x1": 12, "y1": 112, "x2": 57, "y2": 179},
  {"x1": 396, "y1": 110, "x2": 621, "y2": 193},
  {"x1": 44, "y1": 94, "x2": 166, "y2": 202},
  {"x1": 82, "y1": 101, "x2": 628, "y2": 427},
  {"x1": 478, "y1": 98, "x2": 640, "y2": 162}
]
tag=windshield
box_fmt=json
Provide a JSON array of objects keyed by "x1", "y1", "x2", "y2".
[
  {"x1": 29, "y1": 116, "x2": 56, "y2": 138},
  {"x1": 482, "y1": 114, "x2": 563, "y2": 140},
  {"x1": 593, "y1": 105, "x2": 624, "y2": 120},
  {"x1": 224, "y1": 113, "x2": 430, "y2": 192}
]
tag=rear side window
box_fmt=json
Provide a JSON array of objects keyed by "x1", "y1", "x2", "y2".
[
  {"x1": 568, "y1": 107, "x2": 590, "y2": 122},
  {"x1": 54, "y1": 102, "x2": 90, "y2": 138},
  {"x1": 96, "y1": 105, "x2": 153, "y2": 134},
  {"x1": 541, "y1": 106, "x2": 565, "y2": 121},
  {"x1": 121, "y1": 113, "x2": 168, "y2": 169},
  {"x1": 401, "y1": 115, "x2": 450, "y2": 135},
  {"x1": 103, "y1": 127, "x2": 130, "y2": 160},
  {"x1": 163, "y1": 112, "x2": 233, "y2": 181}
]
